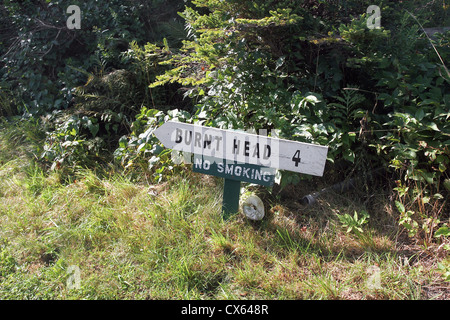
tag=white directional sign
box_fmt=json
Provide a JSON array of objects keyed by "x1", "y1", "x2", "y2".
[{"x1": 154, "y1": 121, "x2": 328, "y2": 177}]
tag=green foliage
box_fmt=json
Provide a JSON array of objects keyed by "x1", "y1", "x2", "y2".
[
  {"x1": 1, "y1": 0, "x2": 449, "y2": 243},
  {"x1": 0, "y1": 0, "x2": 186, "y2": 115},
  {"x1": 435, "y1": 226, "x2": 450, "y2": 238},
  {"x1": 0, "y1": 1, "x2": 188, "y2": 173},
  {"x1": 0, "y1": 85, "x2": 21, "y2": 118},
  {"x1": 0, "y1": 241, "x2": 16, "y2": 278},
  {"x1": 395, "y1": 200, "x2": 420, "y2": 238},
  {"x1": 360, "y1": 15, "x2": 450, "y2": 240},
  {"x1": 140, "y1": 0, "x2": 449, "y2": 242},
  {"x1": 121, "y1": 41, "x2": 187, "y2": 112},
  {"x1": 1, "y1": 0, "x2": 75, "y2": 114},
  {"x1": 2, "y1": 120, "x2": 450, "y2": 298},
  {"x1": 114, "y1": 107, "x2": 192, "y2": 183},
  {"x1": 41, "y1": 112, "x2": 107, "y2": 172},
  {"x1": 437, "y1": 262, "x2": 450, "y2": 282},
  {"x1": 338, "y1": 210, "x2": 369, "y2": 235}
]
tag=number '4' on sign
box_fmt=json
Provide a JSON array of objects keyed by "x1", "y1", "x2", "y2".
[{"x1": 292, "y1": 150, "x2": 301, "y2": 167}]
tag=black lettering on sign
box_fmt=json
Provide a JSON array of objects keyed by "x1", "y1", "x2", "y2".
[
  {"x1": 204, "y1": 134, "x2": 212, "y2": 149},
  {"x1": 244, "y1": 141, "x2": 250, "y2": 156},
  {"x1": 264, "y1": 145, "x2": 271, "y2": 159},
  {"x1": 292, "y1": 150, "x2": 301, "y2": 167},
  {"x1": 175, "y1": 128, "x2": 183, "y2": 143},
  {"x1": 233, "y1": 139, "x2": 240, "y2": 154},
  {"x1": 253, "y1": 143, "x2": 260, "y2": 158}
]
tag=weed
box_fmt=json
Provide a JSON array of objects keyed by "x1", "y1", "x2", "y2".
[{"x1": 338, "y1": 210, "x2": 369, "y2": 235}]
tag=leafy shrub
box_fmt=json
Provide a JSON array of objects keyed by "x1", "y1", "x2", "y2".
[
  {"x1": 147, "y1": 1, "x2": 386, "y2": 179},
  {"x1": 329, "y1": 11, "x2": 449, "y2": 240},
  {"x1": 40, "y1": 65, "x2": 137, "y2": 172},
  {"x1": 0, "y1": 0, "x2": 188, "y2": 173},
  {"x1": 0, "y1": 0, "x2": 187, "y2": 116},
  {"x1": 114, "y1": 107, "x2": 192, "y2": 183},
  {"x1": 41, "y1": 111, "x2": 106, "y2": 172}
]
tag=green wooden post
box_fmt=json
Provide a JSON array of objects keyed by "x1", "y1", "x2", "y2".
[{"x1": 222, "y1": 178, "x2": 241, "y2": 220}]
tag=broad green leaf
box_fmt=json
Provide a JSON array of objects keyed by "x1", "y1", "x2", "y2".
[
  {"x1": 395, "y1": 201, "x2": 405, "y2": 214},
  {"x1": 415, "y1": 108, "x2": 425, "y2": 121},
  {"x1": 428, "y1": 122, "x2": 440, "y2": 131},
  {"x1": 444, "y1": 179, "x2": 450, "y2": 191},
  {"x1": 435, "y1": 227, "x2": 450, "y2": 238}
]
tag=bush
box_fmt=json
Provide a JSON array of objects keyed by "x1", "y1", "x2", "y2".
[
  {"x1": 0, "y1": 0, "x2": 188, "y2": 172},
  {"x1": 0, "y1": 0, "x2": 186, "y2": 112}
]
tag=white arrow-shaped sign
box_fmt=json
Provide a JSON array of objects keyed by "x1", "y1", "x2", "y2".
[{"x1": 154, "y1": 121, "x2": 328, "y2": 177}]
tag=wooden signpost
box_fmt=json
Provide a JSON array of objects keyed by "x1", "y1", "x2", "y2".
[{"x1": 154, "y1": 121, "x2": 328, "y2": 219}]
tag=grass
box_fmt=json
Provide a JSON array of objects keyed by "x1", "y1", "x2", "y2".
[{"x1": 0, "y1": 119, "x2": 449, "y2": 300}]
